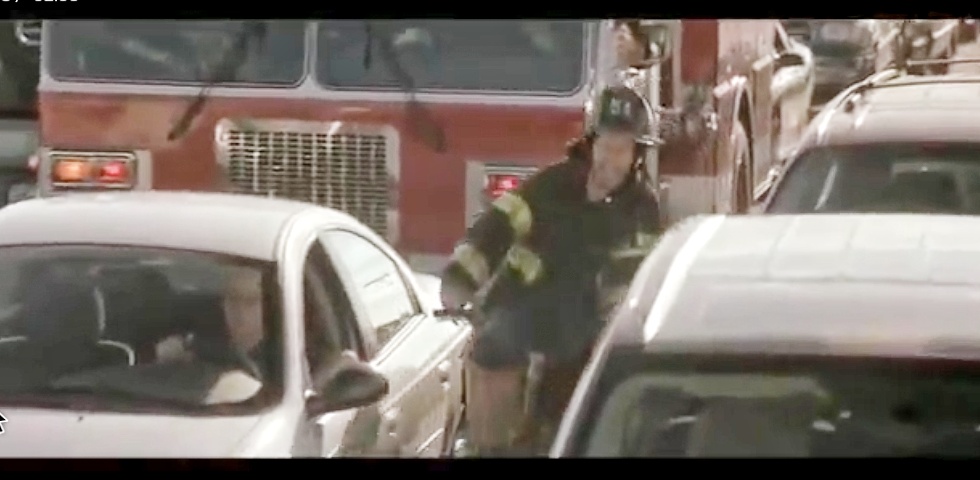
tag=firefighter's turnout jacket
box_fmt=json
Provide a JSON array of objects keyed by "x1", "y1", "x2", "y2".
[{"x1": 443, "y1": 141, "x2": 662, "y2": 360}]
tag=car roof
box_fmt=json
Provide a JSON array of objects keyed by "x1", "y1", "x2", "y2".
[
  {"x1": 811, "y1": 74, "x2": 980, "y2": 147},
  {"x1": 608, "y1": 213, "x2": 980, "y2": 358},
  {"x1": 0, "y1": 191, "x2": 359, "y2": 260}
]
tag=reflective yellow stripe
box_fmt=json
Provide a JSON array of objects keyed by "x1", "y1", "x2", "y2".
[
  {"x1": 608, "y1": 233, "x2": 659, "y2": 261},
  {"x1": 452, "y1": 243, "x2": 491, "y2": 286},
  {"x1": 610, "y1": 247, "x2": 652, "y2": 261},
  {"x1": 506, "y1": 244, "x2": 543, "y2": 284},
  {"x1": 492, "y1": 192, "x2": 533, "y2": 239},
  {"x1": 635, "y1": 232, "x2": 659, "y2": 249}
]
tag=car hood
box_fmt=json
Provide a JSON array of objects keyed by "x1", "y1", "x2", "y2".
[
  {"x1": 0, "y1": 408, "x2": 263, "y2": 457},
  {"x1": 413, "y1": 271, "x2": 443, "y2": 308}
]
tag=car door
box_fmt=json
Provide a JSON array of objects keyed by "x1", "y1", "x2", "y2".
[
  {"x1": 319, "y1": 228, "x2": 468, "y2": 457},
  {"x1": 295, "y1": 238, "x2": 384, "y2": 457}
]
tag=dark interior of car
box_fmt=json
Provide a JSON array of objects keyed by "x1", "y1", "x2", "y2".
[
  {"x1": 614, "y1": 374, "x2": 980, "y2": 457},
  {"x1": 0, "y1": 258, "x2": 251, "y2": 393}
]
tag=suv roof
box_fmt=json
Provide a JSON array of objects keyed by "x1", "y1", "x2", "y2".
[
  {"x1": 604, "y1": 213, "x2": 980, "y2": 357},
  {"x1": 805, "y1": 67, "x2": 980, "y2": 148}
]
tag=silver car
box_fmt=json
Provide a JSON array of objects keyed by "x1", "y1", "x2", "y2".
[
  {"x1": 0, "y1": 191, "x2": 471, "y2": 457},
  {"x1": 552, "y1": 213, "x2": 980, "y2": 457}
]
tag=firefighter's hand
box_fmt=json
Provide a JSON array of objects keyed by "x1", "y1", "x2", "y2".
[{"x1": 440, "y1": 278, "x2": 476, "y2": 311}]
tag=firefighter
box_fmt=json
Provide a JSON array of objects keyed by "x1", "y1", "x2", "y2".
[
  {"x1": 614, "y1": 19, "x2": 653, "y2": 69},
  {"x1": 440, "y1": 85, "x2": 663, "y2": 456}
]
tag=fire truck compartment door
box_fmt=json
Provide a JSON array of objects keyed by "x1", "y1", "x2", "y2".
[{"x1": 750, "y1": 56, "x2": 775, "y2": 191}]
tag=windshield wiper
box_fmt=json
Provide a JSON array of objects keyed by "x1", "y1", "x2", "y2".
[
  {"x1": 167, "y1": 22, "x2": 268, "y2": 141},
  {"x1": 363, "y1": 22, "x2": 446, "y2": 153}
]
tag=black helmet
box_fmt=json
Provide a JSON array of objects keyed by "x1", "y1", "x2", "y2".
[{"x1": 590, "y1": 85, "x2": 657, "y2": 146}]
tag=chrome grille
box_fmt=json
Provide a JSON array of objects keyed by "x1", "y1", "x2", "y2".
[{"x1": 222, "y1": 127, "x2": 391, "y2": 237}]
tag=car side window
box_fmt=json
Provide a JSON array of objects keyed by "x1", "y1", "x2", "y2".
[
  {"x1": 319, "y1": 230, "x2": 418, "y2": 354},
  {"x1": 301, "y1": 241, "x2": 366, "y2": 379}
]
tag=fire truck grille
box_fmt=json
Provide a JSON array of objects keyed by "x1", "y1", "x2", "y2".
[{"x1": 223, "y1": 129, "x2": 391, "y2": 237}]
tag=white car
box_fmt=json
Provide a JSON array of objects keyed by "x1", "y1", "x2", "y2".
[{"x1": 0, "y1": 191, "x2": 471, "y2": 457}]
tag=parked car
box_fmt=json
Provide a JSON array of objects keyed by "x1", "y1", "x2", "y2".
[
  {"x1": 900, "y1": 20, "x2": 958, "y2": 74},
  {"x1": 0, "y1": 191, "x2": 472, "y2": 457},
  {"x1": 782, "y1": 20, "x2": 900, "y2": 107},
  {"x1": 551, "y1": 213, "x2": 980, "y2": 457},
  {"x1": 760, "y1": 65, "x2": 980, "y2": 215}
]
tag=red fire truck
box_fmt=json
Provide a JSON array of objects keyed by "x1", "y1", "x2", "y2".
[{"x1": 33, "y1": 20, "x2": 811, "y2": 271}]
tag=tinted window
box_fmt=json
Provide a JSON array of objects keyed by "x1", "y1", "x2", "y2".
[
  {"x1": 315, "y1": 20, "x2": 586, "y2": 94},
  {"x1": 577, "y1": 355, "x2": 980, "y2": 457},
  {"x1": 0, "y1": 245, "x2": 281, "y2": 414},
  {"x1": 320, "y1": 230, "x2": 416, "y2": 352},
  {"x1": 47, "y1": 20, "x2": 306, "y2": 85},
  {"x1": 0, "y1": 22, "x2": 38, "y2": 116},
  {"x1": 767, "y1": 144, "x2": 980, "y2": 214}
]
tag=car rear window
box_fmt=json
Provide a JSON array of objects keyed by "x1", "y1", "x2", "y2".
[
  {"x1": 574, "y1": 354, "x2": 980, "y2": 457},
  {"x1": 767, "y1": 143, "x2": 980, "y2": 215}
]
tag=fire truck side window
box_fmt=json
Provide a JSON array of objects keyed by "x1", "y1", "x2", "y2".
[
  {"x1": 315, "y1": 20, "x2": 586, "y2": 94},
  {"x1": 0, "y1": 21, "x2": 37, "y2": 116},
  {"x1": 45, "y1": 20, "x2": 306, "y2": 86}
]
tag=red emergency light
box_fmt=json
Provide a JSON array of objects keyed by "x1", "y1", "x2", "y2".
[
  {"x1": 485, "y1": 174, "x2": 522, "y2": 200},
  {"x1": 50, "y1": 153, "x2": 136, "y2": 189},
  {"x1": 98, "y1": 161, "x2": 130, "y2": 183}
]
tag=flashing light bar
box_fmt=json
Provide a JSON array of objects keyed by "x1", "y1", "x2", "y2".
[
  {"x1": 50, "y1": 153, "x2": 136, "y2": 189},
  {"x1": 485, "y1": 173, "x2": 522, "y2": 200}
]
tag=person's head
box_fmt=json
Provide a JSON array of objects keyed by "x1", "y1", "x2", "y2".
[
  {"x1": 222, "y1": 265, "x2": 265, "y2": 352},
  {"x1": 613, "y1": 19, "x2": 651, "y2": 67},
  {"x1": 589, "y1": 85, "x2": 655, "y2": 191}
]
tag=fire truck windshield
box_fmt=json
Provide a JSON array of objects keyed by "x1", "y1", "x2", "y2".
[
  {"x1": 316, "y1": 20, "x2": 586, "y2": 94},
  {"x1": 0, "y1": 21, "x2": 38, "y2": 117},
  {"x1": 45, "y1": 20, "x2": 305, "y2": 86}
]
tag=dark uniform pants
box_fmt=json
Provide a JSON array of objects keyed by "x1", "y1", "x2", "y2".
[{"x1": 466, "y1": 280, "x2": 602, "y2": 453}]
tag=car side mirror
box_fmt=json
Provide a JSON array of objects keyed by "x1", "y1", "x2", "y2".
[
  {"x1": 776, "y1": 52, "x2": 805, "y2": 69},
  {"x1": 306, "y1": 351, "x2": 389, "y2": 417}
]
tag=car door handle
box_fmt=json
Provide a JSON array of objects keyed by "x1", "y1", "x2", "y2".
[{"x1": 436, "y1": 359, "x2": 452, "y2": 384}]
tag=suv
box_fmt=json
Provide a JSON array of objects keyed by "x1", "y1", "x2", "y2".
[{"x1": 760, "y1": 62, "x2": 980, "y2": 215}]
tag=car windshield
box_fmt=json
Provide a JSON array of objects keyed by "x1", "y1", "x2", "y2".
[
  {"x1": 315, "y1": 20, "x2": 586, "y2": 94},
  {"x1": 45, "y1": 20, "x2": 306, "y2": 85},
  {"x1": 766, "y1": 143, "x2": 980, "y2": 214},
  {"x1": 810, "y1": 42, "x2": 863, "y2": 58},
  {"x1": 578, "y1": 354, "x2": 980, "y2": 457},
  {"x1": 0, "y1": 245, "x2": 281, "y2": 414}
]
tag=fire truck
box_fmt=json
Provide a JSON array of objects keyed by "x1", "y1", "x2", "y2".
[{"x1": 31, "y1": 20, "x2": 812, "y2": 271}]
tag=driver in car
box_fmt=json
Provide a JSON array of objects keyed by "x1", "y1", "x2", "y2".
[{"x1": 156, "y1": 265, "x2": 265, "y2": 361}]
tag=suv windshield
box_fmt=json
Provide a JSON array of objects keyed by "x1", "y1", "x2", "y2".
[
  {"x1": 577, "y1": 354, "x2": 980, "y2": 457},
  {"x1": 766, "y1": 143, "x2": 980, "y2": 214},
  {"x1": 0, "y1": 245, "x2": 281, "y2": 414},
  {"x1": 315, "y1": 20, "x2": 586, "y2": 94},
  {"x1": 46, "y1": 20, "x2": 306, "y2": 86}
]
